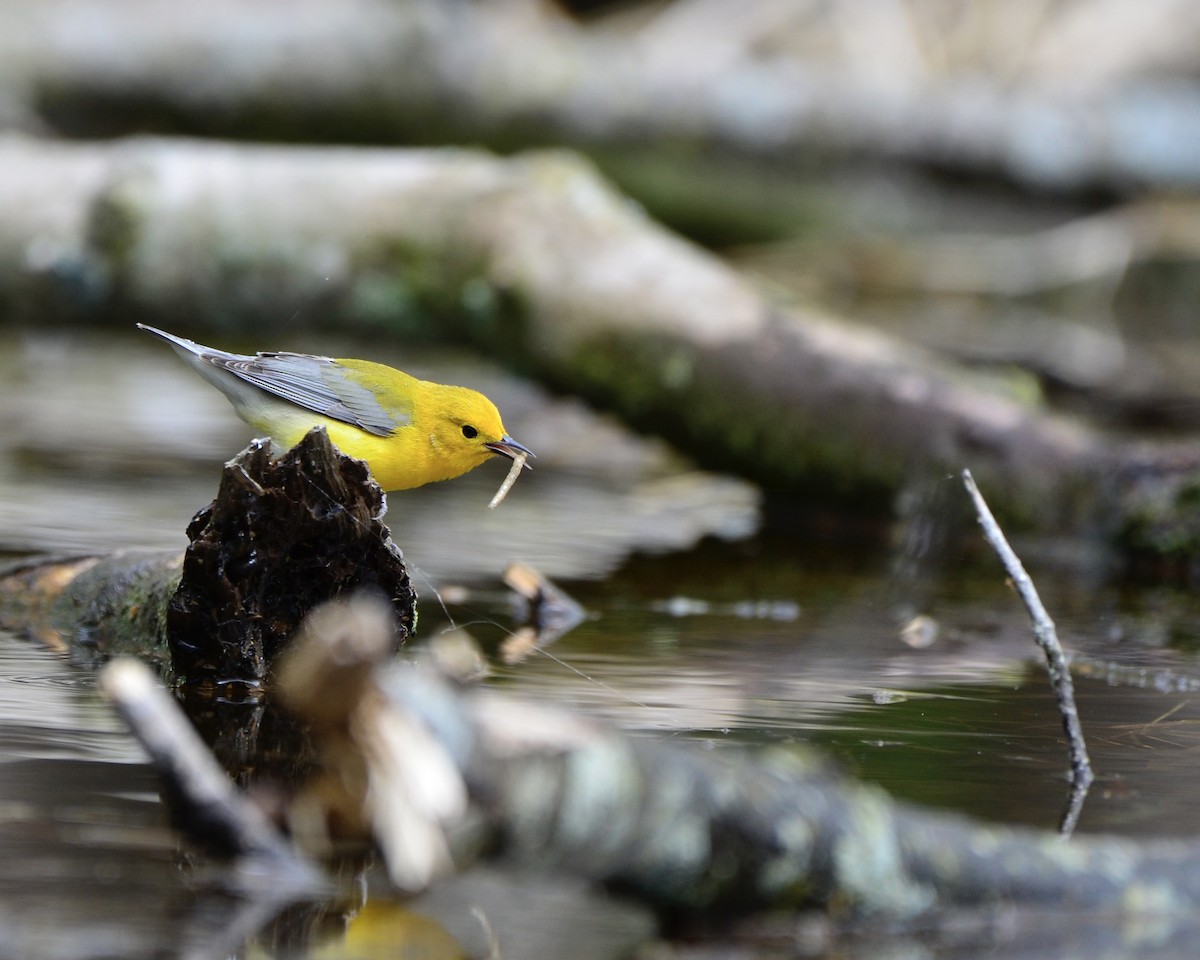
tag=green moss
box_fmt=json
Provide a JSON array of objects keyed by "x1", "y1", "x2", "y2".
[
  {"x1": 87, "y1": 184, "x2": 141, "y2": 270},
  {"x1": 556, "y1": 332, "x2": 899, "y2": 510},
  {"x1": 336, "y1": 236, "x2": 493, "y2": 340},
  {"x1": 50, "y1": 551, "x2": 182, "y2": 675},
  {"x1": 376, "y1": 268, "x2": 531, "y2": 372}
]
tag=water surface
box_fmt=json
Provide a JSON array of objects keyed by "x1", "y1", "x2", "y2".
[{"x1": 4, "y1": 330, "x2": 1200, "y2": 958}]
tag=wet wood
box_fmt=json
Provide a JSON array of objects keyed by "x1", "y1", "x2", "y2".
[{"x1": 169, "y1": 428, "x2": 413, "y2": 688}]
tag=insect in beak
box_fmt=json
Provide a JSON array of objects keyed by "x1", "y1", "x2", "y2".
[{"x1": 484, "y1": 435, "x2": 535, "y2": 465}]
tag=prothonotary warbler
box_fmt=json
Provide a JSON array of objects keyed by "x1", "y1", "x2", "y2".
[{"x1": 139, "y1": 324, "x2": 534, "y2": 496}]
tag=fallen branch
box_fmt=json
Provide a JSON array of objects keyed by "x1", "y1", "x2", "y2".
[
  {"x1": 0, "y1": 135, "x2": 1107, "y2": 525},
  {"x1": 4, "y1": 135, "x2": 1200, "y2": 556},
  {"x1": 962, "y1": 468, "x2": 1093, "y2": 833},
  {"x1": 110, "y1": 592, "x2": 1200, "y2": 927}
]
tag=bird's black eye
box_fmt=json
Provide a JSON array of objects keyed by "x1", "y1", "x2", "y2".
[{"x1": 461, "y1": 424, "x2": 478, "y2": 439}]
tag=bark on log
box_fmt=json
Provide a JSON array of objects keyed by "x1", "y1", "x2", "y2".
[
  {"x1": 6, "y1": 0, "x2": 1200, "y2": 192},
  {"x1": 169, "y1": 429, "x2": 413, "y2": 688},
  {"x1": 0, "y1": 136, "x2": 1096, "y2": 506}
]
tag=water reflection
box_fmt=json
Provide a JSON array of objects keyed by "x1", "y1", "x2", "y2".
[
  {"x1": 0, "y1": 629, "x2": 186, "y2": 958},
  {"x1": 450, "y1": 532, "x2": 1200, "y2": 840}
]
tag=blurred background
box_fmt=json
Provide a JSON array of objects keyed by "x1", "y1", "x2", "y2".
[
  {"x1": 6, "y1": 0, "x2": 1200, "y2": 416},
  {"x1": 6, "y1": 3, "x2": 1200, "y2": 959}
]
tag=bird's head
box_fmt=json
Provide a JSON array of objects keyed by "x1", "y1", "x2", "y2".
[{"x1": 429, "y1": 385, "x2": 534, "y2": 478}]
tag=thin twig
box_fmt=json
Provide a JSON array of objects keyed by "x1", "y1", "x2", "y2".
[
  {"x1": 471, "y1": 907, "x2": 503, "y2": 960},
  {"x1": 961, "y1": 469, "x2": 1093, "y2": 835}
]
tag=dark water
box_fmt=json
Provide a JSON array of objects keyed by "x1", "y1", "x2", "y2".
[
  {"x1": 8, "y1": 526, "x2": 1200, "y2": 958},
  {"x1": 476, "y1": 530, "x2": 1200, "y2": 840},
  {"x1": 5, "y1": 331, "x2": 1200, "y2": 958}
]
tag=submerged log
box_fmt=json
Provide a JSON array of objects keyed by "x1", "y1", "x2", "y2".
[
  {"x1": 0, "y1": 428, "x2": 415, "y2": 684},
  {"x1": 0, "y1": 549, "x2": 180, "y2": 667}
]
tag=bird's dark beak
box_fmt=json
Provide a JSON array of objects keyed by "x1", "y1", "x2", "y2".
[{"x1": 485, "y1": 435, "x2": 535, "y2": 466}]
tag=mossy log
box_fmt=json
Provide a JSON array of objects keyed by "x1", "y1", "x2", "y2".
[
  {"x1": 0, "y1": 549, "x2": 181, "y2": 668},
  {"x1": 0, "y1": 429, "x2": 415, "y2": 685},
  {"x1": 4, "y1": 135, "x2": 1200, "y2": 556}
]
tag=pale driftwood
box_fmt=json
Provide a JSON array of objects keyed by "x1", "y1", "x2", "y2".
[
  {"x1": 278, "y1": 595, "x2": 467, "y2": 892},
  {"x1": 3, "y1": 133, "x2": 1200, "y2": 553},
  {"x1": 6, "y1": 0, "x2": 1200, "y2": 191},
  {"x1": 0, "y1": 135, "x2": 1107, "y2": 520}
]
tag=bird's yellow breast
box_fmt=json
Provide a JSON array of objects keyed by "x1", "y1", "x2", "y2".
[{"x1": 325, "y1": 417, "x2": 491, "y2": 491}]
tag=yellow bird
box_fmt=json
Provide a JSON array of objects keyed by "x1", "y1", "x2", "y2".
[{"x1": 139, "y1": 324, "x2": 533, "y2": 492}]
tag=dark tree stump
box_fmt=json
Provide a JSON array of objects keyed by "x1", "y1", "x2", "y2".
[{"x1": 168, "y1": 427, "x2": 415, "y2": 688}]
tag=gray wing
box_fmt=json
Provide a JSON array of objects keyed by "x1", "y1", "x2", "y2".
[{"x1": 209, "y1": 351, "x2": 405, "y2": 437}]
